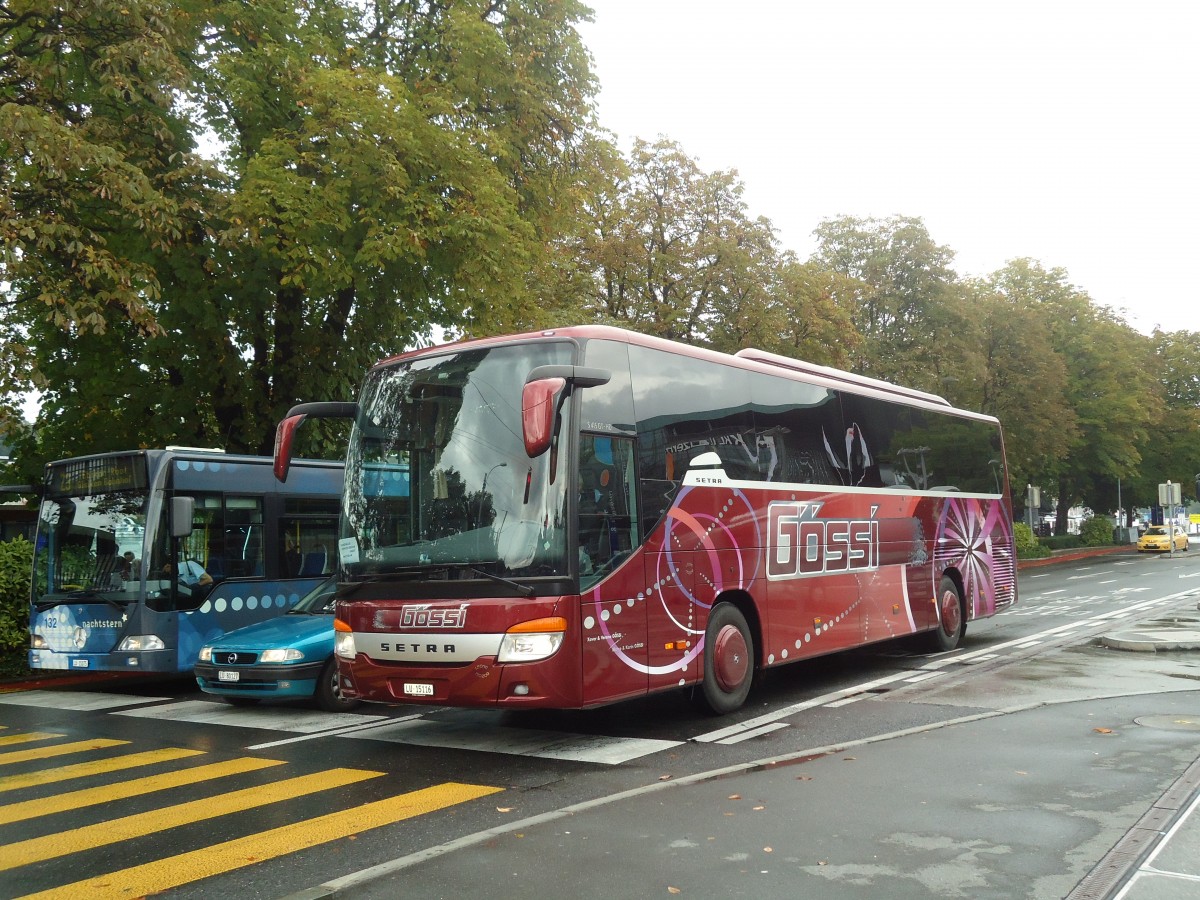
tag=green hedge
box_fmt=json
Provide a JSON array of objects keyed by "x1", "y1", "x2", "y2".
[
  {"x1": 1079, "y1": 516, "x2": 1116, "y2": 547},
  {"x1": 0, "y1": 537, "x2": 33, "y2": 656},
  {"x1": 1014, "y1": 522, "x2": 1051, "y2": 559}
]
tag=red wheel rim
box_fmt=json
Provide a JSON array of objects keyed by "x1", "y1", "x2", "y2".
[
  {"x1": 939, "y1": 589, "x2": 961, "y2": 636},
  {"x1": 713, "y1": 624, "x2": 749, "y2": 692}
]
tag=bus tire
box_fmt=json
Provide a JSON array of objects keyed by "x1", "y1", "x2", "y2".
[
  {"x1": 698, "y1": 603, "x2": 754, "y2": 715},
  {"x1": 315, "y1": 658, "x2": 360, "y2": 712},
  {"x1": 927, "y1": 575, "x2": 966, "y2": 653}
]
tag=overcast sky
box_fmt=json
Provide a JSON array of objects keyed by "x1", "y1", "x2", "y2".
[{"x1": 577, "y1": 0, "x2": 1198, "y2": 335}]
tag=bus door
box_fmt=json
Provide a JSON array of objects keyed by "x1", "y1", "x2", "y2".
[{"x1": 579, "y1": 434, "x2": 650, "y2": 704}]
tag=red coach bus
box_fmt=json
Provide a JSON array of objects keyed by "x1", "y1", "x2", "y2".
[{"x1": 275, "y1": 326, "x2": 1016, "y2": 714}]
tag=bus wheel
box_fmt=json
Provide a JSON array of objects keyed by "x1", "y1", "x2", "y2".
[
  {"x1": 699, "y1": 603, "x2": 754, "y2": 715},
  {"x1": 927, "y1": 576, "x2": 966, "y2": 652},
  {"x1": 315, "y1": 658, "x2": 360, "y2": 712}
]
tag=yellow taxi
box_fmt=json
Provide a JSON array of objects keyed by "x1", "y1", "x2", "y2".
[{"x1": 1137, "y1": 525, "x2": 1189, "y2": 553}]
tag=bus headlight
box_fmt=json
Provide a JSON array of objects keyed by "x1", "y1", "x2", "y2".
[
  {"x1": 116, "y1": 635, "x2": 166, "y2": 652},
  {"x1": 31, "y1": 634, "x2": 47, "y2": 650},
  {"x1": 334, "y1": 618, "x2": 356, "y2": 660},
  {"x1": 497, "y1": 617, "x2": 567, "y2": 663},
  {"x1": 260, "y1": 648, "x2": 304, "y2": 663}
]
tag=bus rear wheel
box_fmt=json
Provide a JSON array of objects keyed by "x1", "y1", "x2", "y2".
[
  {"x1": 927, "y1": 575, "x2": 966, "y2": 653},
  {"x1": 698, "y1": 603, "x2": 754, "y2": 715}
]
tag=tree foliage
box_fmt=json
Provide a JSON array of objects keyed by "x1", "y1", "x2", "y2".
[
  {"x1": 3, "y1": 0, "x2": 600, "y2": 477},
  {"x1": 1, "y1": 8, "x2": 1196, "y2": 528}
]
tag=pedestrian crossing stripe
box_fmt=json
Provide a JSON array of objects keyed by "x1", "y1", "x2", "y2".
[
  {"x1": 0, "y1": 747, "x2": 206, "y2": 793},
  {"x1": 0, "y1": 738, "x2": 128, "y2": 766},
  {"x1": 0, "y1": 767, "x2": 385, "y2": 871},
  {"x1": 0, "y1": 756, "x2": 286, "y2": 826},
  {"x1": 15, "y1": 782, "x2": 504, "y2": 900},
  {"x1": 0, "y1": 733, "x2": 63, "y2": 748}
]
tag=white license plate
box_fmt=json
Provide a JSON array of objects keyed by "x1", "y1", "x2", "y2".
[
  {"x1": 72, "y1": 659, "x2": 89, "y2": 668},
  {"x1": 217, "y1": 670, "x2": 240, "y2": 683},
  {"x1": 403, "y1": 682, "x2": 434, "y2": 697}
]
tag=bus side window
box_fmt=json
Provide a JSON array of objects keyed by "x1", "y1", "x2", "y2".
[
  {"x1": 280, "y1": 499, "x2": 339, "y2": 577},
  {"x1": 223, "y1": 496, "x2": 264, "y2": 578}
]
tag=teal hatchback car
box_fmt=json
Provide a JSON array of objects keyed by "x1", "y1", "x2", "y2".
[{"x1": 195, "y1": 576, "x2": 359, "y2": 711}]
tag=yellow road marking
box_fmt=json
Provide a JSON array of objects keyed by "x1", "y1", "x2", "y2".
[
  {"x1": 0, "y1": 747, "x2": 205, "y2": 793},
  {"x1": 0, "y1": 767, "x2": 384, "y2": 871},
  {"x1": 0, "y1": 733, "x2": 63, "y2": 748},
  {"x1": 17, "y1": 782, "x2": 504, "y2": 900},
  {"x1": 0, "y1": 757, "x2": 286, "y2": 826},
  {"x1": 0, "y1": 739, "x2": 127, "y2": 766}
]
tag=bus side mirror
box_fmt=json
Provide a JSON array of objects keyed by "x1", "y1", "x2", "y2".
[
  {"x1": 170, "y1": 496, "x2": 195, "y2": 538},
  {"x1": 273, "y1": 401, "x2": 358, "y2": 482},
  {"x1": 522, "y1": 377, "x2": 566, "y2": 457},
  {"x1": 274, "y1": 414, "x2": 306, "y2": 483}
]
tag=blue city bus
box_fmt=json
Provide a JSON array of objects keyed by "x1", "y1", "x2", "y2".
[{"x1": 28, "y1": 448, "x2": 342, "y2": 674}]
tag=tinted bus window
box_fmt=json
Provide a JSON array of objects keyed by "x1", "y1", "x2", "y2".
[
  {"x1": 628, "y1": 345, "x2": 754, "y2": 531},
  {"x1": 838, "y1": 392, "x2": 1005, "y2": 494},
  {"x1": 748, "y1": 370, "x2": 845, "y2": 486}
]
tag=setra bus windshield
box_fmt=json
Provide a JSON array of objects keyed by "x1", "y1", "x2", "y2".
[
  {"x1": 33, "y1": 455, "x2": 150, "y2": 609},
  {"x1": 340, "y1": 341, "x2": 574, "y2": 583}
]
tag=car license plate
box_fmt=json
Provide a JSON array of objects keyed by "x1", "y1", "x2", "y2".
[
  {"x1": 403, "y1": 682, "x2": 434, "y2": 697},
  {"x1": 72, "y1": 659, "x2": 89, "y2": 668},
  {"x1": 218, "y1": 670, "x2": 240, "y2": 682}
]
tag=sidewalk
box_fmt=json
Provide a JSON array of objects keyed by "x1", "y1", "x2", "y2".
[{"x1": 297, "y1": 607, "x2": 1200, "y2": 900}]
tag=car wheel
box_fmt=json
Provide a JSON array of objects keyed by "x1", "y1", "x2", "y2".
[
  {"x1": 925, "y1": 575, "x2": 966, "y2": 652},
  {"x1": 315, "y1": 657, "x2": 360, "y2": 712},
  {"x1": 695, "y1": 603, "x2": 754, "y2": 715}
]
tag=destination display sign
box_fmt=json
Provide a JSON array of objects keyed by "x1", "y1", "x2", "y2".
[{"x1": 48, "y1": 454, "x2": 148, "y2": 497}]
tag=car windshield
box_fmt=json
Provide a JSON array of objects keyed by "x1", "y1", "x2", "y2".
[
  {"x1": 341, "y1": 340, "x2": 574, "y2": 583},
  {"x1": 1146, "y1": 527, "x2": 1167, "y2": 536},
  {"x1": 291, "y1": 576, "x2": 337, "y2": 614}
]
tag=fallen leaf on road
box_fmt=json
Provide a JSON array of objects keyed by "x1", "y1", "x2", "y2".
[
  {"x1": 796, "y1": 775, "x2": 813, "y2": 781},
  {"x1": 753, "y1": 806, "x2": 765, "y2": 811},
  {"x1": 728, "y1": 794, "x2": 741, "y2": 800},
  {"x1": 668, "y1": 887, "x2": 681, "y2": 895},
  {"x1": 1093, "y1": 728, "x2": 1113, "y2": 734},
  {"x1": 497, "y1": 807, "x2": 514, "y2": 812},
  {"x1": 764, "y1": 847, "x2": 773, "y2": 853},
  {"x1": 659, "y1": 774, "x2": 673, "y2": 781}
]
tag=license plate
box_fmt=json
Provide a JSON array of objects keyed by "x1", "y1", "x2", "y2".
[
  {"x1": 72, "y1": 659, "x2": 89, "y2": 668},
  {"x1": 218, "y1": 670, "x2": 240, "y2": 682},
  {"x1": 403, "y1": 682, "x2": 434, "y2": 697}
]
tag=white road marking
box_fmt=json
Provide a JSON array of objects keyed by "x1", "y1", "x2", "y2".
[{"x1": 0, "y1": 691, "x2": 170, "y2": 711}]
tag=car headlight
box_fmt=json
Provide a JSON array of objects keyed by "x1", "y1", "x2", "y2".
[
  {"x1": 260, "y1": 648, "x2": 304, "y2": 663},
  {"x1": 198, "y1": 646, "x2": 213, "y2": 662},
  {"x1": 496, "y1": 617, "x2": 567, "y2": 663},
  {"x1": 117, "y1": 635, "x2": 165, "y2": 652}
]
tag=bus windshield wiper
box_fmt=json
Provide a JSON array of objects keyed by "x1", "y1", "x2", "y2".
[
  {"x1": 35, "y1": 591, "x2": 130, "y2": 614},
  {"x1": 470, "y1": 566, "x2": 534, "y2": 598}
]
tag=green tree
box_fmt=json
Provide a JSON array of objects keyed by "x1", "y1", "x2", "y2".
[
  {"x1": 990, "y1": 259, "x2": 1158, "y2": 532},
  {"x1": 0, "y1": 0, "x2": 208, "y2": 443},
  {"x1": 965, "y1": 274, "x2": 1075, "y2": 493},
  {"x1": 565, "y1": 137, "x2": 862, "y2": 363},
  {"x1": 4, "y1": 0, "x2": 602, "y2": 479},
  {"x1": 1124, "y1": 329, "x2": 1200, "y2": 516},
  {"x1": 810, "y1": 215, "x2": 967, "y2": 390}
]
